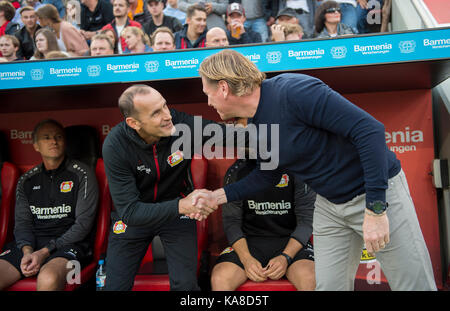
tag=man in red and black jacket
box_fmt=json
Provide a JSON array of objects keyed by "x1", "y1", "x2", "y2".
[
  {"x1": 102, "y1": 84, "x2": 240, "y2": 291},
  {"x1": 174, "y1": 3, "x2": 206, "y2": 49},
  {"x1": 102, "y1": 0, "x2": 141, "y2": 53}
]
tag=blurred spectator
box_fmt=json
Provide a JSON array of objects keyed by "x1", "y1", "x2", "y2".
[
  {"x1": 99, "y1": 28, "x2": 119, "y2": 53},
  {"x1": 174, "y1": 3, "x2": 206, "y2": 49},
  {"x1": 205, "y1": 26, "x2": 228, "y2": 47},
  {"x1": 271, "y1": 22, "x2": 303, "y2": 41},
  {"x1": 178, "y1": 0, "x2": 228, "y2": 31},
  {"x1": 0, "y1": 56, "x2": 7, "y2": 61},
  {"x1": 0, "y1": 1, "x2": 20, "y2": 38},
  {"x1": 163, "y1": 0, "x2": 186, "y2": 25},
  {"x1": 90, "y1": 33, "x2": 115, "y2": 55},
  {"x1": 42, "y1": 0, "x2": 65, "y2": 18},
  {"x1": 30, "y1": 27, "x2": 60, "y2": 59},
  {"x1": 37, "y1": 4, "x2": 89, "y2": 56},
  {"x1": 102, "y1": 0, "x2": 142, "y2": 54},
  {"x1": 143, "y1": 0, "x2": 182, "y2": 38},
  {"x1": 241, "y1": 0, "x2": 269, "y2": 43},
  {"x1": 80, "y1": 0, "x2": 114, "y2": 41},
  {"x1": 150, "y1": 26, "x2": 175, "y2": 51},
  {"x1": 225, "y1": 2, "x2": 261, "y2": 46},
  {"x1": 121, "y1": 25, "x2": 151, "y2": 53},
  {"x1": 0, "y1": 34, "x2": 22, "y2": 60},
  {"x1": 314, "y1": 0, "x2": 354, "y2": 38},
  {"x1": 273, "y1": 0, "x2": 316, "y2": 38},
  {"x1": 356, "y1": 0, "x2": 383, "y2": 33},
  {"x1": 12, "y1": 0, "x2": 44, "y2": 27},
  {"x1": 128, "y1": 0, "x2": 151, "y2": 25},
  {"x1": 14, "y1": 6, "x2": 41, "y2": 60},
  {"x1": 316, "y1": 0, "x2": 358, "y2": 33},
  {"x1": 275, "y1": 7, "x2": 299, "y2": 25},
  {"x1": 65, "y1": 0, "x2": 81, "y2": 29},
  {"x1": 45, "y1": 50, "x2": 70, "y2": 58}
]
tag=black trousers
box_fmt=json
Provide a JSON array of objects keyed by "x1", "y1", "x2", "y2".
[{"x1": 104, "y1": 216, "x2": 199, "y2": 291}]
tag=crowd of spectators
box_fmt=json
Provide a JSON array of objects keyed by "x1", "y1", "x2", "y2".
[{"x1": 0, "y1": 0, "x2": 388, "y2": 61}]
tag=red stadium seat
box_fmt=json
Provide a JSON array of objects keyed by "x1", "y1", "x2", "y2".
[
  {"x1": 236, "y1": 279, "x2": 297, "y2": 291},
  {"x1": 6, "y1": 159, "x2": 112, "y2": 291},
  {"x1": 0, "y1": 162, "x2": 20, "y2": 252},
  {"x1": 132, "y1": 157, "x2": 208, "y2": 291}
]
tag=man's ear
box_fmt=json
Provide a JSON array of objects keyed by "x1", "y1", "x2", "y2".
[
  {"x1": 33, "y1": 142, "x2": 40, "y2": 153},
  {"x1": 218, "y1": 80, "x2": 229, "y2": 99},
  {"x1": 126, "y1": 117, "x2": 140, "y2": 131}
]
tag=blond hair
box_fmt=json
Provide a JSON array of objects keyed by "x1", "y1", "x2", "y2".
[
  {"x1": 199, "y1": 49, "x2": 265, "y2": 97},
  {"x1": 121, "y1": 26, "x2": 150, "y2": 46}
]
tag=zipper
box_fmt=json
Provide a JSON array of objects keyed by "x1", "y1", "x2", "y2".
[{"x1": 152, "y1": 144, "x2": 161, "y2": 202}]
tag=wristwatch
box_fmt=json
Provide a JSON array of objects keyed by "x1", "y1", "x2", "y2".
[{"x1": 367, "y1": 200, "x2": 389, "y2": 215}]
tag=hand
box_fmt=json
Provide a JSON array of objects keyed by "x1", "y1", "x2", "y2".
[
  {"x1": 179, "y1": 189, "x2": 218, "y2": 221},
  {"x1": 80, "y1": 30, "x2": 96, "y2": 40},
  {"x1": 266, "y1": 17, "x2": 275, "y2": 27},
  {"x1": 362, "y1": 210, "x2": 390, "y2": 255},
  {"x1": 242, "y1": 256, "x2": 267, "y2": 282},
  {"x1": 20, "y1": 253, "x2": 37, "y2": 277},
  {"x1": 204, "y1": 3, "x2": 212, "y2": 15},
  {"x1": 20, "y1": 248, "x2": 48, "y2": 277},
  {"x1": 357, "y1": 0, "x2": 369, "y2": 9},
  {"x1": 270, "y1": 24, "x2": 285, "y2": 42},
  {"x1": 264, "y1": 255, "x2": 288, "y2": 280}
]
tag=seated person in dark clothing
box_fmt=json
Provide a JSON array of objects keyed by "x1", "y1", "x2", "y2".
[
  {"x1": 0, "y1": 119, "x2": 99, "y2": 291},
  {"x1": 225, "y1": 3, "x2": 261, "y2": 46},
  {"x1": 80, "y1": 0, "x2": 114, "y2": 41},
  {"x1": 211, "y1": 143, "x2": 316, "y2": 291},
  {"x1": 143, "y1": 0, "x2": 182, "y2": 38},
  {"x1": 14, "y1": 6, "x2": 41, "y2": 59}
]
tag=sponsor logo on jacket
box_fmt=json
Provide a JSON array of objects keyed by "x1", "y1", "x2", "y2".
[
  {"x1": 276, "y1": 174, "x2": 289, "y2": 188},
  {"x1": 60, "y1": 181, "x2": 74, "y2": 193},
  {"x1": 167, "y1": 150, "x2": 184, "y2": 167}
]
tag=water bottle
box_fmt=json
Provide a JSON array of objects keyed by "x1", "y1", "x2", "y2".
[{"x1": 96, "y1": 259, "x2": 106, "y2": 291}]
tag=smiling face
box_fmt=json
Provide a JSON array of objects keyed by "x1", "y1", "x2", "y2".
[
  {"x1": 187, "y1": 9, "x2": 207, "y2": 35},
  {"x1": 127, "y1": 91, "x2": 175, "y2": 144},
  {"x1": 201, "y1": 77, "x2": 234, "y2": 121}
]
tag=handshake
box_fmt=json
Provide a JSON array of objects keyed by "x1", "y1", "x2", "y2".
[{"x1": 179, "y1": 189, "x2": 222, "y2": 221}]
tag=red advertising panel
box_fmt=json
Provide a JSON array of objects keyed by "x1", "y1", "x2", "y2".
[{"x1": 347, "y1": 89, "x2": 441, "y2": 288}]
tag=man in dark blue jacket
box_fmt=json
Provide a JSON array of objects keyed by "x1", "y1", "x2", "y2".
[{"x1": 196, "y1": 49, "x2": 437, "y2": 291}]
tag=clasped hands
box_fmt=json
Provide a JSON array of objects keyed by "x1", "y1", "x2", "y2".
[{"x1": 179, "y1": 189, "x2": 219, "y2": 221}]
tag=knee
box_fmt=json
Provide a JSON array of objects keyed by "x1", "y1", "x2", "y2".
[
  {"x1": 210, "y1": 266, "x2": 236, "y2": 291},
  {"x1": 288, "y1": 261, "x2": 316, "y2": 291},
  {"x1": 37, "y1": 269, "x2": 65, "y2": 291}
]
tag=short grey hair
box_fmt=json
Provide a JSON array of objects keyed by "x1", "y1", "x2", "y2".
[
  {"x1": 32, "y1": 119, "x2": 64, "y2": 143},
  {"x1": 118, "y1": 84, "x2": 153, "y2": 118}
]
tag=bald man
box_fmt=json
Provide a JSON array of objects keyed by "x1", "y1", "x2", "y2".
[{"x1": 205, "y1": 26, "x2": 228, "y2": 47}]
